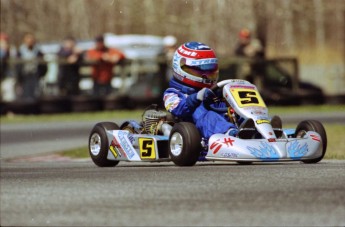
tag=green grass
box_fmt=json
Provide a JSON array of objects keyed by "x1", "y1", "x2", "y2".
[
  {"x1": 59, "y1": 147, "x2": 90, "y2": 159},
  {"x1": 0, "y1": 109, "x2": 144, "y2": 124},
  {"x1": 268, "y1": 104, "x2": 345, "y2": 115},
  {"x1": 1, "y1": 104, "x2": 344, "y2": 124},
  {"x1": 60, "y1": 123, "x2": 345, "y2": 160},
  {"x1": 323, "y1": 124, "x2": 345, "y2": 159}
]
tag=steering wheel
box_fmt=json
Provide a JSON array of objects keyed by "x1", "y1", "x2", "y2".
[{"x1": 204, "y1": 80, "x2": 234, "y2": 113}]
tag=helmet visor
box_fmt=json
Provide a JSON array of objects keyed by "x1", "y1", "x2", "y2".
[{"x1": 181, "y1": 58, "x2": 219, "y2": 82}]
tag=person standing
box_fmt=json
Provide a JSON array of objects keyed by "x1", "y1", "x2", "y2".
[
  {"x1": 234, "y1": 29, "x2": 265, "y2": 86},
  {"x1": 0, "y1": 33, "x2": 10, "y2": 81},
  {"x1": 57, "y1": 36, "x2": 82, "y2": 96},
  {"x1": 17, "y1": 32, "x2": 46, "y2": 100},
  {"x1": 86, "y1": 35, "x2": 125, "y2": 97},
  {"x1": 234, "y1": 28, "x2": 264, "y2": 59}
]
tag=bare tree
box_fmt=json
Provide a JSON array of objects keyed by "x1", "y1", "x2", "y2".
[{"x1": 1, "y1": 0, "x2": 344, "y2": 62}]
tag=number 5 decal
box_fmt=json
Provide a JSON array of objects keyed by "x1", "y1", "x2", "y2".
[
  {"x1": 238, "y1": 91, "x2": 259, "y2": 104},
  {"x1": 139, "y1": 138, "x2": 156, "y2": 160},
  {"x1": 231, "y1": 88, "x2": 266, "y2": 107}
]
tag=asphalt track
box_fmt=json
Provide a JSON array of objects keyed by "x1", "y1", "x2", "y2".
[
  {"x1": 1, "y1": 160, "x2": 345, "y2": 226},
  {"x1": 1, "y1": 111, "x2": 345, "y2": 226}
]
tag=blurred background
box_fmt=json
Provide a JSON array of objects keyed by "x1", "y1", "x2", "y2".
[{"x1": 1, "y1": 0, "x2": 344, "y2": 114}]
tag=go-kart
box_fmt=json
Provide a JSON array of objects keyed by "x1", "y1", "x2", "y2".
[{"x1": 88, "y1": 79, "x2": 327, "y2": 167}]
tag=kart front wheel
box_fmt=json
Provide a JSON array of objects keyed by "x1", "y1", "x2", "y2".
[
  {"x1": 89, "y1": 122, "x2": 120, "y2": 167},
  {"x1": 169, "y1": 122, "x2": 201, "y2": 166},
  {"x1": 295, "y1": 120, "x2": 327, "y2": 164}
]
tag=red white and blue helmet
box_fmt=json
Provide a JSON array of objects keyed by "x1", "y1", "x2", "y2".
[{"x1": 172, "y1": 42, "x2": 219, "y2": 89}]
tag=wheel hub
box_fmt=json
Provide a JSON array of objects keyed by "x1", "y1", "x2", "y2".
[
  {"x1": 90, "y1": 133, "x2": 101, "y2": 156},
  {"x1": 170, "y1": 132, "x2": 183, "y2": 156}
]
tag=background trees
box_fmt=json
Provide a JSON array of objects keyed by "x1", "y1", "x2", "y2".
[{"x1": 1, "y1": 0, "x2": 344, "y2": 94}]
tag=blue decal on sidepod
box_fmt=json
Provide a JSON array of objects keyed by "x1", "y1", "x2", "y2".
[
  {"x1": 288, "y1": 141, "x2": 308, "y2": 160},
  {"x1": 247, "y1": 142, "x2": 279, "y2": 159}
]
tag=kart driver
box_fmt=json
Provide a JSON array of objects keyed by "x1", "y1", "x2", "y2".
[{"x1": 163, "y1": 42, "x2": 239, "y2": 140}]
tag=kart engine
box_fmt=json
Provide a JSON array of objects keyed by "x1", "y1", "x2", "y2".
[{"x1": 142, "y1": 108, "x2": 167, "y2": 135}]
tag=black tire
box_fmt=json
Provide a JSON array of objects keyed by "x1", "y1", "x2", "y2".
[
  {"x1": 89, "y1": 122, "x2": 120, "y2": 167},
  {"x1": 120, "y1": 121, "x2": 142, "y2": 134},
  {"x1": 169, "y1": 122, "x2": 201, "y2": 166},
  {"x1": 237, "y1": 161, "x2": 253, "y2": 165},
  {"x1": 295, "y1": 120, "x2": 327, "y2": 164}
]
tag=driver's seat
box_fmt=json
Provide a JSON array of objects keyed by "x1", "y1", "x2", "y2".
[
  {"x1": 237, "y1": 116, "x2": 283, "y2": 139},
  {"x1": 238, "y1": 119, "x2": 256, "y2": 139}
]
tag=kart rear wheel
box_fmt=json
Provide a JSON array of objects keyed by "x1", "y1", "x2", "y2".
[
  {"x1": 120, "y1": 121, "x2": 136, "y2": 133},
  {"x1": 89, "y1": 122, "x2": 120, "y2": 167},
  {"x1": 295, "y1": 120, "x2": 327, "y2": 164},
  {"x1": 169, "y1": 122, "x2": 201, "y2": 166}
]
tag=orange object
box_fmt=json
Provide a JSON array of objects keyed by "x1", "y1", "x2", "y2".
[
  {"x1": 0, "y1": 33, "x2": 9, "y2": 41},
  {"x1": 87, "y1": 48, "x2": 125, "y2": 84},
  {"x1": 239, "y1": 29, "x2": 251, "y2": 39}
]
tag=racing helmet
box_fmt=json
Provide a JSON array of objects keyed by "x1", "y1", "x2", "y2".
[{"x1": 172, "y1": 42, "x2": 219, "y2": 89}]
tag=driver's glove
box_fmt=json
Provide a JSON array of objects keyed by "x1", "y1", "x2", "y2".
[{"x1": 196, "y1": 88, "x2": 217, "y2": 102}]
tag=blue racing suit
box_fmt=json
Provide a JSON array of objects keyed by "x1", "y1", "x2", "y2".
[{"x1": 163, "y1": 78, "x2": 237, "y2": 140}]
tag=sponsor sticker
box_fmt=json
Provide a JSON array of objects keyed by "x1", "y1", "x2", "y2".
[
  {"x1": 221, "y1": 152, "x2": 239, "y2": 158},
  {"x1": 178, "y1": 46, "x2": 198, "y2": 57},
  {"x1": 256, "y1": 119, "x2": 270, "y2": 124},
  {"x1": 211, "y1": 137, "x2": 235, "y2": 154},
  {"x1": 186, "y1": 58, "x2": 217, "y2": 66},
  {"x1": 164, "y1": 93, "x2": 180, "y2": 111},
  {"x1": 210, "y1": 139, "x2": 222, "y2": 154},
  {"x1": 310, "y1": 134, "x2": 321, "y2": 142},
  {"x1": 109, "y1": 138, "x2": 123, "y2": 158},
  {"x1": 117, "y1": 131, "x2": 136, "y2": 159}
]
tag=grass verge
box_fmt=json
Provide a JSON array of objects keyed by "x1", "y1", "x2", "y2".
[
  {"x1": 60, "y1": 123, "x2": 344, "y2": 160},
  {"x1": 0, "y1": 110, "x2": 144, "y2": 124},
  {"x1": 323, "y1": 124, "x2": 345, "y2": 159},
  {"x1": 1, "y1": 104, "x2": 344, "y2": 124},
  {"x1": 59, "y1": 147, "x2": 90, "y2": 159}
]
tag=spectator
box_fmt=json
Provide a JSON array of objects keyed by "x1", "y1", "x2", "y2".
[
  {"x1": 57, "y1": 36, "x2": 82, "y2": 96},
  {"x1": 234, "y1": 28, "x2": 264, "y2": 59},
  {"x1": 0, "y1": 33, "x2": 10, "y2": 81},
  {"x1": 234, "y1": 29, "x2": 265, "y2": 85},
  {"x1": 17, "y1": 32, "x2": 47, "y2": 100},
  {"x1": 86, "y1": 35, "x2": 125, "y2": 97}
]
